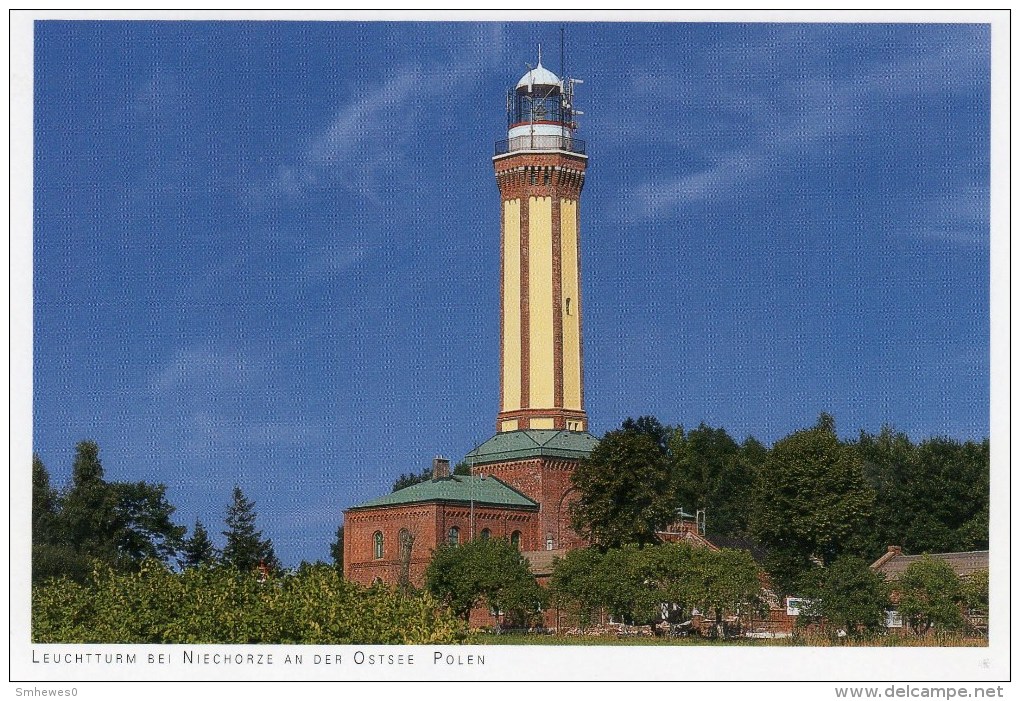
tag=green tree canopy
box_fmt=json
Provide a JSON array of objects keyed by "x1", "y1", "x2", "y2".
[
  {"x1": 799, "y1": 555, "x2": 889, "y2": 639},
  {"x1": 688, "y1": 547, "x2": 764, "y2": 637},
  {"x1": 425, "y1": 538, "x2": 545, "y2": 623},
  {"x1": 750, "y1": 414, "x2": 875, "y2": 592},
  {"x1": 221, "y1": 486, "x2": 280, "y2": 574},
  {"x1": 671, "y1": 425, "x2": 762, "y2": 538},
  {"x1": 330, "y1": 524, "x2": 344, "y2": 571},
  {"x1": 34, "y1": 441, "x2": 185, "y2": 582},
  {"x1": 569, "y1": 424, "x2": 676, "y2": 548},
  {"x1": 179, "y1": 520, "x2": 218, "y2": 569},
  {"x1": 896, "y1": 555, "x2": 965, "y2": 636},
  {"x1": 391, "y1": 461, "x2": 470, "y2": 492}
]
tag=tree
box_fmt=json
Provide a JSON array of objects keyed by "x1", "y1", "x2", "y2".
[
  {"x1": 425, "y1": 538, "x2": 545, "y2": 623},
  {"x1": 34, "y1": 441, "x2": 185, "y2": 581},
  {"x1": 58, "y1": 441, "x2": 121, "y2": 563},
  {"x1": 671, "y1": 424, "x2": 760, "y2": 537},
  {"x1": 896, "y1": 555, "x2": 965, "y2": 636},
  {"x1": 222, "y1": 486, "x2": 280, "y2": 573},
  {"x1": 330, "y1": 525, "x2": 344, "y2": 571},
  {"x1": 32, "y1": 454, "x2": 58, "y2": 541},
  {"x1": 799, "y1": 555, "x2": 889, "y2": 640},
  {"x1": 549, "y1": 547, "x2": 610, "y2": 628},
  {"x1": 621, "y1": 415, "x2": 672, "y2": 453},
  {"x1": 112, "y1": 481, "x2": 185, "y2": 564},
  {"x1": 688, "y1": 547, "x2": 763, "y2": 637},
  {"x1": 391, "y1": 462, "x2": 471, "y2": 492},
  {"x1": 31, "y1": 454, "x2": 80, "y2": 583},
  {"x1": 961, "y1": 568, "x2": 988, "y2": 635},
  {"x1": 750, "y1": 414, "x2": 875, "y2": 592},
  {"x1": 180, "y1": 521, "x2": 218, "y2": 568},
  {"x1": 570, "y1": 426, "x2": 676, "y2": 548},
  {"x1": 391, "y1": 466, "x2": 433, "y2": 492}
]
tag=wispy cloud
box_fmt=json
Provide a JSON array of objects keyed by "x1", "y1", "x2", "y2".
[
  {"x1": 151, "y1": 345, "x2": 261, "y2": 393},
  {"x1": 241, "y1": 68, "x2": 422, "y2": 212},
  {"x1": 899, "y1": 186, "x2": 989, "y2": 247},
  {"x1": 619, "y1": 28, "x2": 988, "y2": 222},
  {"x1": 241, "y1": 25, "x2": 506, "y2": 213}
]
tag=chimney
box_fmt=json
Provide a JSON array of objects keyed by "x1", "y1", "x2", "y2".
[
  {"x1": 432, "y1": 456, "x2": 450, "y2": 480},
  {"x1": 888, "y1": 545, "x2": 903, "y2": 556}
]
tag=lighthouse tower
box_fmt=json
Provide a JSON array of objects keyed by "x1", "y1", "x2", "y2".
[{"x1": 493, "y1": 53, "x2": 589, "y2": 434}]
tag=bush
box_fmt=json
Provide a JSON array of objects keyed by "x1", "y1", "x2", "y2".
[{"x1": 32, "y1": 561, "x2": 464, "y2": 644}]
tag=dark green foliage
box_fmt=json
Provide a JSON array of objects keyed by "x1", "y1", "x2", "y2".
[
  {"x1": 548, "y1": 547, "x2": 613, "y2": 627},
  {"x1": 391, "y1": 465, "x2": 433, "y2": 492},
  {"x1": 621, "y1": 415, "x2": 672, "y2": 453},
  {"x1": 392, "y1": 461, "x2": 471, "y2": 493},
  {"x1": 671, "y1": 425, "x2": 761, "y2": 538},
  {"x1": 32, "y1": 454, "x2": 58, "y2": 539},
  {"x1": 570, "y1": 426, "x2": 676, "y2": 548},
  {"x1": 32, "y1": 442, "x2": 185, "y2": 582},
  {"x1": 32, "y1": 562, "x2": 464, "y2": 644},
  {"x1": 425, "y1": 538, "x2": 546, "y2": 623},
  {"x1": 961, "y1": 568, "x2": 988, "y2": 625},
  {"x1": 179, "y1": 521, "x2": 218, "y2": 569},
  {"x1": 750, "y1": 414, "x2": 875, "y2": 591},
  {"x1": 688, "y1": 547, "x2": 764, "y2": 636},
  {"x1": 330, "y1": 524, "x2": 344, "y2": 571},
  {"x1": 799, "y1": 556, "x2": 889, "y2": 639},
  {"x1": 551, "y1": 543, "x2": 762, "y2": 633},
  {"x1": 112, "y1": 481, "x2": 186, "y2": 563},
  {"x1": 221, "y1": 486, "x2": 280, "y2": 573},
  {"x1": 896, "y1": 556, "x2": 965, "y2": 636},
  {"x1": 853, "y1": 430, "x2": 989, "y2": 559}
]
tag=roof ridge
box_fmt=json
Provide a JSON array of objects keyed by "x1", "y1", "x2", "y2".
[{"x1": 482, "y1": 474, "x2": 539, "y2": 506}]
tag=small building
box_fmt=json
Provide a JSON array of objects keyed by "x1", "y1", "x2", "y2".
[
  {"x1": 344, "y1": 457, "x2": 540, "y2": 588},
  {"x1": 870, "y1": 545, "x2": 989, "y2": 633},
  {"x1": 870, "y1": 545, "x2": 989, "y2": 581}
]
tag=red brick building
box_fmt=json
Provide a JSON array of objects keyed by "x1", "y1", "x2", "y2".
[{"x1": 343, "y1": 55, "x2": 599, "y2": 597}]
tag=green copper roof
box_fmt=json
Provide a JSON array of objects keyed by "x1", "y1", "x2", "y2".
[
  {"x1": 464, "y1": 429, "x2": 599, "y2": 465},
  {"x1": 348, "y1": 475, "x2": 538, "y2": 510}
]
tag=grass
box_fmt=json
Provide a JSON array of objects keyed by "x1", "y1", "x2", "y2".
[{"x1": 466, "y1": 632, "x2": 988, "y2": 647}]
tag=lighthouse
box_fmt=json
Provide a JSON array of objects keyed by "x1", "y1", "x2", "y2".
[
  {"x1": 493, "y1": 52, "x2": 589, "y2": 434},
  {"x1": 344, "y1": 50, "x2": 598, "y2": 585}
]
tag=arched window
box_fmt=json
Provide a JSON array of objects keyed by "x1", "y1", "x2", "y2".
[
  {"x1": 448, "y1": 526, "x2": 460, "y2": 546},
  {"x1": 545, "y1": 534, "x2": 554, "y2": 551},
  {"x1": 510, "y1": 531, "x2": 521, "y2": 550},
  {"x1": 480, "y1": 528, "x2": 491, "y2": 541},
  {"x1": 373, "y1": 531, "x2": 384, "y2": 559}
]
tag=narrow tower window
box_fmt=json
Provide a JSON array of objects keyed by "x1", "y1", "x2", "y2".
[
  {"x1": 373, "y1": 531, "x2": 384, "y2": 560},
  {"x1": 565, "y1": 297, "x2": 572, "y2": 316},
  {"x1": 510, "y1": 531, "x2": 522, "y2": 550},
  {"x1": 448, "y1": 526, "x2": 461, "y2": 546}
]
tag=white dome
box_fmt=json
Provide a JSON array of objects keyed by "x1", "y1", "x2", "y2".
[{"x1": 516, "y1": 61, "x2": 561, "y2": 90}]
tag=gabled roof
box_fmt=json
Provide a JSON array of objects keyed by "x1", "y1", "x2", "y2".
[
  {"x1": 347, "y1": 474, "x2": 538, "y2": 511},
  {"x1": 465, "y1": 429, "x2": 598, "y2": 465},
  {"x1": 871, "y1": 548, "x2": 989, "y2": 580}
]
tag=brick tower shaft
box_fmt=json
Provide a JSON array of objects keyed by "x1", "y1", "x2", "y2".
[{"x1": 493, "y1": 58, "x2": 589, "y2": 434}]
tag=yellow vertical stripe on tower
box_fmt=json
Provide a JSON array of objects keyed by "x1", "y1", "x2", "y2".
[
  {"x1": 502, "y1": 199, "x2": 522, "y2": 413},
  {"x1": 528, "y1": 196, "x2": 555, "y2": 409},
  {"x1": 560, "y1": 198, "x2": 582, "y2": 410}
]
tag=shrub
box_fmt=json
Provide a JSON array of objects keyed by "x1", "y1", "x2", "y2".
[{"x1": 32, "y1": 561, "x2": 463, "y2": 644}]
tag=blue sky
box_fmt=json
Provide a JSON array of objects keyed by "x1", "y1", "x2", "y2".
[{"x1": 31, "y1": 21, "x2": 991, "y2": 566}]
